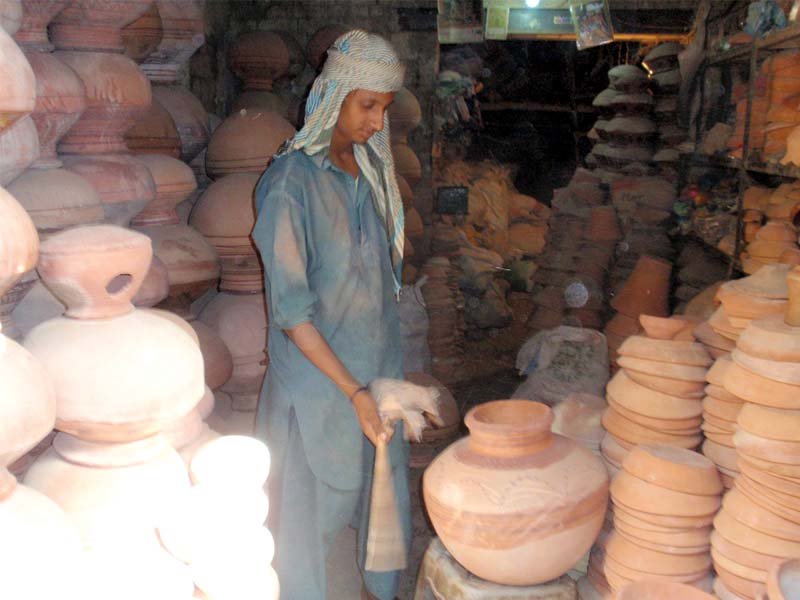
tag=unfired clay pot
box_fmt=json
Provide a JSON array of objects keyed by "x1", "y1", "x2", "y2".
[
  {"x1": 50, "y1": 0, "x2": 152, "y2": 53},
  {"x1": 139, "y1": 0, "x2": 205, "y2": 84},
  {"x1": 229, "y1": 31, "x2": 290, "y2": 92},
  {"x1": 153, "y1": 85, "x2": 209, "y2": 162},
  {"x1": 121, "y1": 2, "x2": 163, "y2": 64},
  {"x1": 0, "y1": 114, "x2": 40, "y2": 184},
  {"x1": 423, "y1": 400, "x2": 609, "y2": 586},
  {"x1": 12, "y1": 0, "x2": 68, "y2": 51},
  {"x1": 0, "y1": 23, "x2": 35, "y2": 132},
  {"x1": 125, "y1": 98, "x2": 181, "y2": 158}
]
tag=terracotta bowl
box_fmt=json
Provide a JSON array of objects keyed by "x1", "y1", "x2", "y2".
[
  {"x1": 604, "y1": 552, "x2": 711, "y2": 587},
  {"x1": 712, "y1": 546, "x2": 768, "y2": 587},
  {"x1": 702, "y1": 439, "x2": 739, "y2": 471},
  {"x1": 614, "y1": 516, "x2": 711, "y2": 548},
  {"x1": 738, "y1": 314, "x2": 800, "y2": 362},
  {"x1": 618, "y1": 336, "x2": 712, "y2": 367},
  {"x1": 622, "y1": 444, "x2": 722, "y2": 496},
  {"x1": 723, "y1": 361, "x2": 800, "y2": 410},
  {"x1": 617, "y1": 355, "x2": 708, "y2": 382},
  {"x1": 602, "y1": 408, "x2": 702, "y2": 449},
  {"x1": 614, "y1": 527, "x2": 710, "y2": 556},
  {"x1": 622, "y1": 369, "x2": 706, "y2": 398},
  {"x1": 733, "y1": 348, "x2": 800, "y2": 386},
  {"x1": 611, "y1": 471, "x2": 721, "y2": 517},
  {"x1": 613, "y1": 580, "x2": 716, "y2": 599},
  {"x1": 608, "y1": 398, "x2": 702, "y2": 432},
  {"x1": 739, "y1": 459, "x2": 800, "y2": 499},
  {"x1": 612, "y1": 499, "x2": 716, "y2": 529},
  {"x1": 735, "y1": 476, "x2": 800, "y2": 525},
  {"x1": 706, "y1": 355, "x2": 733, "y2": 386},
  {"x1": 714, "y1": 508, "x2": 800, "y2": 559},
  {"x1": 703, "y1": 395, "x2": 743, "y2": 422},
  {"x1": 767, "y1": 559, "x2": 800, "y2": 600},
  {"x1": 723, "y1": 489, "x2": 800, "y2": 542},
  {"x1": 605, "y1": 532, "x2": 712, "y2": 576},
  {"x1": 607, "y1": 370, "x2": 704, "y2": 419},
  {"x1": 704, "y1": 383, "x2": 744, "y2": 404},
  {"x1": 738, "y1": 451, "x2": 800, "y2": 479},
  {"x1": 734, "y1": 429, "x2": 800, "y2": 465},
  {"x1": 738, "y1": 403, "x2": 800, "y2": 442},
  {"x1": 715, "y1": 562, "x2": 768, "y2": 600}
]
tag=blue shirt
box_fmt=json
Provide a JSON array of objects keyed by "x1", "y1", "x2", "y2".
[{"x1": 252, "y1": 150, "x2": 403, "y2": 490}]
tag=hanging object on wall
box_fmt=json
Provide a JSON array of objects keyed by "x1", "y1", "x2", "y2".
[{"x1": 570, "y1": 0, "x2": 613, "y2": 50}]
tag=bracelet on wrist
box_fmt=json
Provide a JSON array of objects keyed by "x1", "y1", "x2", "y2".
[{"x1": 349, "y1": 385, "x2": 369, "y2": 402}]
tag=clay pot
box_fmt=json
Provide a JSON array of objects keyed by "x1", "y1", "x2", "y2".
[
  {"x1": 152, "y1": 85, "x2": 209, "y2": 162},
  {"x1": 7, "y1": 167, "x2": 104, "y2": 235},
  {"x1": 388, "y1": 87, "x2": 422, "y2": 141},
  {"x1": 131, "y1": 153, "x2": 195, "y2": 225},
  {"x1": 618, "y1": 336, "x2": 712, "y2": 367},
  {"x1": 125, "y1": 98, "x2": 181, "y2": 158},
  {"x1": 139, "y1": 0, "x2": 205, "y2": 84},
  {"x1": 121, "y1": 2, "x2": 163, "y2": 63},
  {"x1": 613, "y1": 580, "x2": 715, "y2": 599},
  {"x1": 607, "y1": 371, "x2": 703, "y2": 420},
  {"x1": 611, "y1": 471, "x2": 720, "y2": 517},
  {"x1": 610, "y1": 255, "x2": 671, "y2": 318},
  {"x1": 622, "y1": 444, "x2": 722, "y2": 496},
  {"x1": 133, "y1": 255, "x2": 169, "y2": 307},
  {"x1": 423, "y1": 400, "x2": 609, "y2": 586},
  {"x1": 392, "y1": 143, "x2": 422, "y2": 188},
  {"x1": 605, "y1": 532, "x2": 712, "y2": 576},
  {"x1": 61, "y1": 153, "x2": 155, "y2": 226},
  {"x1": 56, "y1": 51, "x2": 151, "y2": 155},
  {"x1": 229, "y1": 31, "x2": 290, "y2": 91},
  {"x1": 189, "y1": 172, "x2": 261, "y2": 292},
  {"x1": 768, "y1": 559, "x2": 800, "y2": 600},
  {"x1": 0, "y1": 114, "x2": 39, "y2": 184},
  {"x1": 306, "y1": 24, "x2": 347, "y2": 72},
  {"x1": 12, "y1": 0, "x2": 68, "y2": 51},
  {"x1": 50, "y1": 0, "x2": 152, "y2": 52},
  {"x1": 205, "y1": 109, "x2": 295, "y2": 180},
  {"x1": 0, "y1": 24, "x2": 35, "y2": 132},
  {"x1": 191, "y1": 321, "x2": 233, "y2": 391}
]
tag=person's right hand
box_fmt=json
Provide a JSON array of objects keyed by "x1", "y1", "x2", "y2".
[{"x1": 351, "y1": 389, "x2": 393, "y2": 447}]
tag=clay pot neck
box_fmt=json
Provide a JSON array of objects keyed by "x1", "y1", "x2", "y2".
[
  {"x1": 465, "y1": 400, "x2": 554, "y2": 458},
  {"x1": 0, "y1": 469, "x2": 17, "y2": 500},
  {"x1": 786, "y1": 268, "x2": 800, "y2": 326}
]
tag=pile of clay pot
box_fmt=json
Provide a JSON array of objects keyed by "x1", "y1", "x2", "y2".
[
  {"x1": 642, "y1": 42, "x2": 688, "y2": 182},
  {"x1": 706, "y1": 265, "x2": 800, "y2": 600},
  {"x1": 588, "y1": 64, "x2": 656, "y2": 178},
  {"x1": 581, "y1": 444, "x2": 722, "y2": 599},
  {"x1": 528, "y1": 168, "x2": 615, "y2": 331},
  {"x1": 727, "y1": 49, "x2": 800, "y2": 165}
]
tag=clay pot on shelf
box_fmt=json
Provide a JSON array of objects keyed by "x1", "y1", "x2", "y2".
[{"x1": 423, "y1": 400, "x2": 609, "y2": 586}]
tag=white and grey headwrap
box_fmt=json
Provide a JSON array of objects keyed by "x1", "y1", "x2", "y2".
[{"x1": 280, "y1": 29, "x2": 406, "y2": 293}]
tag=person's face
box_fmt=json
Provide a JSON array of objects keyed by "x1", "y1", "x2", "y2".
[{"x1": 335, "y1": 89, "x2": 395, "y2": 145}]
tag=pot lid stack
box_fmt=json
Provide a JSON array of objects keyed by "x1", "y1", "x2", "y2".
[{"x1": 701, "y1": 356, "x2": 745, "y2": 489}]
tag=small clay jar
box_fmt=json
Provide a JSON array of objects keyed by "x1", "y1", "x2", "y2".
[
  {"x1": 121, "y1": 2, "x2": 163, "y2": 63},
  {"x1": 423, "y1": 400, "x2": 609, "y2": 586}
]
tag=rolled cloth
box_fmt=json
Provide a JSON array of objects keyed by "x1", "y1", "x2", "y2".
[{"x1": 279, "y1": 29, "x2": 406, "y2": 293}]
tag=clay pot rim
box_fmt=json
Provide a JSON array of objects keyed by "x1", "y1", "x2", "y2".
[{"x1": 465, "y1": 399, "x2": 552, "y2": 434}]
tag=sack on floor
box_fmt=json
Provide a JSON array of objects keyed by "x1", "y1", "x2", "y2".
[{"x1": 513, "y1": 326, "x2": 609, "y2": 406}]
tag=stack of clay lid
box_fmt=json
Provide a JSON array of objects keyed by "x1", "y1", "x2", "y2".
[
  {"x1": 420, "y1": 257, "x2": 464, "y2": 386},
  {"x1": 602, "y1": 316, "x2": 709, "y2": 471},
  {"x1": 604, "y1": 256, "x2": 672, "y2": 363},
  {"x1": 742, "y1": 222, "x2": 799, "y2": 275},
  {"x1": 760, "y1": 51, "x2": 800, "y2": 160},
  {"x1": 709, "y1": 264, "x2": 791, "y2": 345},
  {"x1": 709, "y1": 266, "x2": 800, "y2": 599},
  {"x1": 765, "y1": 181, "x2": 800, "y2": 224},
  {"x1": 701, "y1": 356, "x2": 744, "y2": 487},
  {"x1": 613, "y1": 580, "x2": 716, "y2": 599},
  {"x1": 604, "y1": 445, "x2": 722, "y2": 594}
]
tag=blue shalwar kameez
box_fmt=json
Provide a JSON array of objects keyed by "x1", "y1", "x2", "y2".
[{"x1": 252, "y1": 149, "x2": 411, "y2": 600}]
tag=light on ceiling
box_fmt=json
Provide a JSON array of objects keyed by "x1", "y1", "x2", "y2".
[{"x1": 525, "y1": 0, "x2": 540, "y2": 7}]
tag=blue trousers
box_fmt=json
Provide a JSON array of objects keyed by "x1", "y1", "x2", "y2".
[{"x1": 267, "y1": 410, "x2": 411, "y2": 600}]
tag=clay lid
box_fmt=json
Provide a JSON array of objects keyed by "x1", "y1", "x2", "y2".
[
  {"x1": 602, "y1": 407, "x2": 702, "y2": 449},
  {"x1": 718, "y1": 283, "x2": 787, "y2": 320},
  {"x1": 735, "y1": 429, "x2": 800, "y2": 466},
  {"x1": 617, "y1": 355, "x2": 707, "y2": 382},
  {"x1": 618, "y1": 336, "x2": 712, "y2": 367},
  {"x1": 605, "y1": 532, "x2": 712, "y2": 576},
  {"x1": 607, "y1": 370, "x2": 703, "y2": 419},
  {"x1": 732, "y1": 348, "x2": 800, "y2": 385},
  {"x1": 614, "y1": 580, "x2": 715, "y2": 600},
  {"x1": 739, "y1": 459, "x2": 800, "y2": 499},
  {"x1": 640, "y1": 314, "x2": 695, "y2": 340},
  {"x1": 623, "y1": 369, "x2": 706, "y2": 398},
  {"x1": 611, "y1": 470, "x2": 721, "y2": 517},
  {"x1": 37, "y1": 225, "x2": 151, "y2": 318},
  {"x1": 707, "y1": 354, "x2": 733, "y2": 386},
  {"x1": 692, "y1": 321, "x2": 736, "y2": 351},
  {"x1": 712, "y1": 530, "x2": 783, "y2": 575},
  {"x1": 615, "y1": 516, "x2": 711, "y2": 549},
  {"x1": 703, "y1": 395, "x2": 743, "y2": 422},
  {"x1": 737, "y1": 315, "x2": 800, "y2": 362},
  {"x1": 622, "y1": 444, "x2": 722, "y2": 496},
  {"x1": 728, "y1": 264, "x2": 792, "y2": 299},
  {"x1": 739, "y1": 451, "x2": 800, "y2": 480},
  {"x1": 723, "y1": 360, "x2": 800, "y2": 409},
  {"x1": 608, "y1": 397, "x2": 702, "y2": 432},
  {"x1": 724, "y1": 488, "x2": 800, "y2": 542},
  {"x1": 593, "y1": 87, "x2": 620, "y2": 107},
  {"x1": 735, "y1": 474, "x2": 800, "y2": 525},
  {"x1": 702, "y1": 438, "x2": 739, "y2": 471},
  {"x1": 709, "y1": 308, "x2": 744, "y2": 341}
]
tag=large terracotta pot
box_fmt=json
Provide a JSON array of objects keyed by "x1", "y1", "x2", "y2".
[
  {"x1": 121, "y1": 2, "x2": 163, "y2": 64},
  {"x1": 25, "y1": 51, "x2": 86, "y2": 169},
  {"x1": 50, "y1": 0, "x2": 152, "y2": 53},
  {"x1": 125, "y1": 97, "x2": 181, "y2": 158},
  {"x1": 423, "y1": 400, "x2": 609, "y2": 586},
  {"x1": 0, "y1": 17, "x2": 34, "y2": 134},
  {"x1": 140, "y1": 0, "x2": 205, "y2": 84},
  {"x1": 56, "y1": 51, "x2": 151, "y2": 155},
  {"x1": 13, "y1": 0, "x2": 69, "y2": 52},
  {"x1": 205, "y1": 109, "x2": 295, "y2": 180},
  {"x1": 0, "y1": 114, "x2": 39, "y2": 184},
  {"x1": 25, "y1": 225, "x2": 205, "y2": 441},
  {"x1": 229, "y1": 31, "x2": 290, "y2": 92},
  {"x1": 152, "y1": 85, "x2": 209, "y2": 162}
]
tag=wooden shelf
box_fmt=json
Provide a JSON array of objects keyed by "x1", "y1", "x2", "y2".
[
  {"x1": 681, "y1": 151, "x2": 800, "y2": 179},
  {"x1": 480, "y1": 101, "x2": 597, "y2": 114},
  {"x1": 709, "y1": 22, "x2": 800, "y2": 65}
]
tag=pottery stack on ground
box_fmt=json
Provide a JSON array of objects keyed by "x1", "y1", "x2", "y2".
[
  {"x1": 604, "y1": 255, "x2": 672, "y2": 364},
  {"x1": 0, "y1": 183, "x2": 88, "y2": 599},
  {"x1": 423, "y1": 400, "x2": 609, "y2": 586},
  {"x1": 602, "y1": 445, "x2": 721, "y2": 594},
  {"x1": 701, "y1": 356, "x2": 745, "y2": 488},
  {"x1": 22, "y1": 224, "x2": 203, "y2": 599},
  {"x1": 742, "y1": 221, "x2": 799, "y2": 275},
  {"x1": 601, "y1": 315, "x2": 709, "y2": 476},
  {"x1": 191, "y1": 172, "x2": 268, "y2": 435},
  {"x1": 710, "y1": 266, "x2": 800, "y2": 599}
]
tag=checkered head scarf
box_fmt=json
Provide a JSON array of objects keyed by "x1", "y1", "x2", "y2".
[{"x1": 280, "y1": 29, "x2": 406, "y2": 293}]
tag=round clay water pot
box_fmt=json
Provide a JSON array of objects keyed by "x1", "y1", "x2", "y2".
[
  {"x1": 0, "y1": 24, "x2": 35, "y2": 132},
  {"x1": 734, "y1": 429, "x2": 800, "y2": 466},
  {"x1": 617, "y1": 355, "x2": 708, "y2": 382},
  {"x1": 24, "y1": 51, "x2": 86, "y2": 169},
  {"x1": 152, "y1": 85, "x2": 209, "y2": 163},
  {"x1": 8, "y1": 167, "x2": 104, "y2": 236},
  {"x1": 229, "y1": 31, "x2": 290, "y2": 91},
  {"x1": 131, "y1": 153, "x2": 196, "y2": 226},
  {"x1": 388, "y1": 87, "x2": 422, "y2": 140},
  {"x1": 205, "y1": 109, "x2": 295, "y2": 179},
  {"x1": 423, "y1": 400, "x2": 609, "y2": 586},
  {"x1": 0, "y1": 114, "x2": 39, "y2": 185},
  {"x1": 125, "y1": 98, "x2": 181, "y2": 158},
  {"x1": 613, "y1": 580, "x2": 715, "y2": 600},
  {"x1": 622, "y1": 444, "x2": 722, "y2": 496},
  {"x1": 133, "y1": 255, "x2": 169, "y2": 307},
  {"x1": 738, "y1": 403, "x2": 800, "y2": 442},
  {"x1": 120, "y1": 2, "x2": 163, "y2": 63},
  {"x1": 50, "y1": 0, "x2": 152, "y2": 52},
  {"x1": 768, "y1": 559, "x2": 800, "y2": 600},
  {"x1": 191, "y1": 321, "x2": 233, "y2": 391},
  {"x1": 610, "y1": 471, "x2": 720, "y2": 517}
]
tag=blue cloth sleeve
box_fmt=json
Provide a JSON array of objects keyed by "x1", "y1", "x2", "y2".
[{"x1": 252, "y1": 188, "x2": 317, "y2": 330}]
